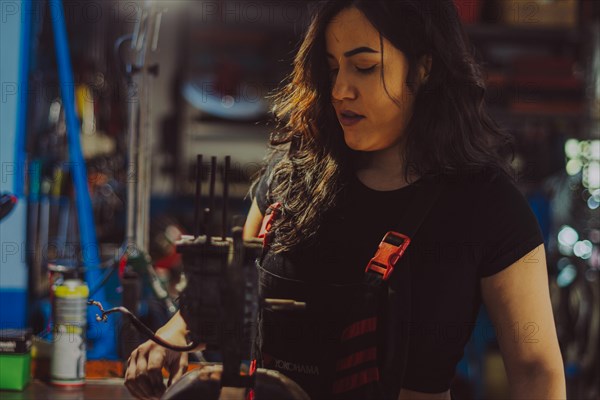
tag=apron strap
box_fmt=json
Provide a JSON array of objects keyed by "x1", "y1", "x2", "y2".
[
  {"x1": 385, "y1": 178, "x2": 448, "y2": 399},
  {"x1": 333, "y1": 177, "x2": 448, "y2": 399}
]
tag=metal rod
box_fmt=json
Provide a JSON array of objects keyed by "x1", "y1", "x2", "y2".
[
  {"x1": 194, "y1": 154, "x2": 203, "y2": 238},
  {"x1": 222, "y1": 156, "x2": 230, "y2": 240},
  {"x1": 209, "y1": 156, "x2": 217, "y2": 213},
  {"x1": 134, "y1": 3, "x2": 155, "y2": 254},
  {"x1": 205, "y1": 156, "x2": 217, "y2": 241},
  {"x1": 130, "y1": 5, "x2": 142, "y2": 50},
  {"x1": 125, "y1": 95, "x2": 138, "y2": 247},
  {"x1": 141, "y1": 54, "x2": 154, "y2": 253},
  {"x1": 151, "y1": 11, "x2": 163, "y2": 52}
]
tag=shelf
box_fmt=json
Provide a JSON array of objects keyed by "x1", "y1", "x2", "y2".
[
  {"x1": 464, "y1": 24, "x2": 580, "y2": 45},
  {"x1": 487, "y1": 106, "x2": 588, "y2": 124}
]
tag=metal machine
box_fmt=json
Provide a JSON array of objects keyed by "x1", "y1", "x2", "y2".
[{"x1": 89, "y1": 154, "x2": 309, "y2": 399}]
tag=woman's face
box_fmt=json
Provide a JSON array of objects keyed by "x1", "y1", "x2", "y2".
[{"x1": 325, "y1": 6, "x2": 424, "y2": 152}]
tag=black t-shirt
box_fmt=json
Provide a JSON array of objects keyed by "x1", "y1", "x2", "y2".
[{"x1": 251, "y1": 156, "x2": 544, "y2": 393}]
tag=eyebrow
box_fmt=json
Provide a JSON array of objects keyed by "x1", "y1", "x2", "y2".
[{"x1": 326, "y1": 46, "x2": 379, "y2": 59}]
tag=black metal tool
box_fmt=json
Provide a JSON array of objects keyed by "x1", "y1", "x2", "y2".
[
  {"x1": 87, "y1": 154, "x2": 308, "y2": 399},
  {"x1": 177, "y1": 154, "x2": 263, "y2": 393}
]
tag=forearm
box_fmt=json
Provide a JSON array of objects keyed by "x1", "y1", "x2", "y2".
[
  {"x1": 508, "y1": 364, "x2": 566, "y2": 400},
  {"x1": 156, "y1": 310, "x2": 205, "y2": 351},
  {"x1": 156, "y1": 311, "x2": 187, "y2": 337}
]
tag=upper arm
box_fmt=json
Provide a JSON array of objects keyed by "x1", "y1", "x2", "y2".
[
  {"x1": 244, "y1": 150, "x2": 285, "y2": 240},
  {"x1": 480, "y1": 243, "x2": 564, "y2": 376},
  {"x1": 243, "y1": 197, "x2": 264, "y2": 241}
]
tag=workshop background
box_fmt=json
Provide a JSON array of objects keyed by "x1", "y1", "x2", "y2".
[{"x1": 0, "y1": 0, "x2": 599, "y2": 399}]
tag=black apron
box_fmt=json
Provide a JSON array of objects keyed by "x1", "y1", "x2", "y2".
[{"x1": 253, "y1": 177, "x2": 447, "y2": 400}]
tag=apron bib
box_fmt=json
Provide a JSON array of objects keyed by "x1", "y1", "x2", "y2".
[
  {"x1": 252, "y1": 175, "x2": 447, "y2": 399},
  {"x1": 254, "y1": 255, "x2": 387, "y2": 400}
]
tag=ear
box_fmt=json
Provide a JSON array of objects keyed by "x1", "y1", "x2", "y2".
[{"x1": 418, "y1": 54, "x2": 432, "y2": 85}]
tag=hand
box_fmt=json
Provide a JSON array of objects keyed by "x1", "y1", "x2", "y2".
[{"x1": 124, "y1": 333, "x2": 189, "y2": 400}]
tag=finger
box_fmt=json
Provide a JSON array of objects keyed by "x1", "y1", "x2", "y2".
[
  {"x1": 167, "y1": 358, "x2": 188, "y2": 387},
  {"x1": 127, "y1": 348, "x2": 154, "y2": 399},
  {"x1": 133, "y1": 372, "x2": 156, "y2": 399},
  {"x1": 147, "y1": 349, "x2": 166, "y2": 390},
  {"x1": 140, "y1": 347, "x2": 167, "y2": 399},
  {"x1": 134, "y1": 352, "x2": 155, "y2": 399},
  {"x1": 125, "y1": 349, "x2": 137, "y2": 377},
  {"x1": 125, "y1": 351, "x2": 145, "y2": 399},
  {"x1": 125, "y1": 364, "x2": 144, "y2": 399},
  {"x1": 146, "y1": 368, "x2": 166, "y2": 398}
]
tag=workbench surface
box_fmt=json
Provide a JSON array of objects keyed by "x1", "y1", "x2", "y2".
[{"x1": 0, "y1": 379, "x2": 136, "y2": 399}]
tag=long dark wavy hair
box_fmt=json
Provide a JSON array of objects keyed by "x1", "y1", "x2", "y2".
[{"x1": 248, "y1": 0, "x2": 516, "y2": 255}]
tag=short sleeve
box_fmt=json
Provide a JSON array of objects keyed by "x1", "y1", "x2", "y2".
[
  {"x1": 252, "y1": 169, "x2": 270, "y2": 216},
  {"x1": 251, "y1": 151, "x2": 285, "y2": 215},
  {"x1": 475, "y1": 172, "x2": 545, "y2": 278}
]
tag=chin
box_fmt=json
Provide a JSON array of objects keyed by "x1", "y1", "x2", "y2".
[
  {"x1": 344, "y1": 141, "x2": 364, "y2": 151},
  {"x1": 344, "y1": 139, "x2": 374, "y2": 152},
  {"x1": 343, "y1": 134, "x2": 366, "y2": 151}
]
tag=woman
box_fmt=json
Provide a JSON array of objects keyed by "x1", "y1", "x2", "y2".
[{"x1": 125, "y1": 1, "x2": 566, "y2": 399}]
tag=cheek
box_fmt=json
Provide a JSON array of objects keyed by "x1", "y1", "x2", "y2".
[
  {"x1": 367, "y1": 91, "x2": 415, "y2": 147},
  {"x1": 366, "y1": 75, "x2": 411, "y2": 115},
  {"x1": 370, "y1": 94, "x2": 411, "y2": 126}
]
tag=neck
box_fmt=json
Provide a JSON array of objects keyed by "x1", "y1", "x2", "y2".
[
  {"x1": 351, "y1": 138, "x2": 422, "y2": 189},
  {"x1": 354, "y1": 139, "x2": 407, "y2": 177}
]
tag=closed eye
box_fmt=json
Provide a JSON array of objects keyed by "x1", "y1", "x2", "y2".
[
  {"x1": 329, "y1": 65, "x2": 378, "y2": 78},
  {"x1": 356, "y1": 66, "x2": 376, "y2": 74}
]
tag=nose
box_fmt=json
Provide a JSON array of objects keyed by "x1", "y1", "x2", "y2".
[{"x1": 331, "y1": 69, "x2": 356, "y2": 102}]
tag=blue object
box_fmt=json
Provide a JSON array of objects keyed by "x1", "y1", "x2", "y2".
[
  {"x1": 0, "y1": 289, "x2": 28, "y2": 329},
  {"x1": 14, "y1": 0, "x2": 31, "y2": 198},
  {"x1": 0, "y1": 0, "x2": 31, "y2": 329},
  {"x1": 182, "y1": 75, "x2": 269, "y2": 121},
  {"x1": 527, "y1": 190, "x2": 551, "y2": 246},
  {"x1": 456, "y1": 305, "x2": 494, "y2": 399},
  {"x1": 565, "y1": 362, "x2": 580, "y2": 378},
  {"x1": 48, "y1": 0, "x2": 117, "y2": 359}
]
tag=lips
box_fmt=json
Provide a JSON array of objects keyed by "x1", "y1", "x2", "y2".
[
  {"x1": 339, "y1": 113, "x2": 365, "y2": 127},
  {"x1": 340, "y1": 110, "x2": 364, "y2": 118}
]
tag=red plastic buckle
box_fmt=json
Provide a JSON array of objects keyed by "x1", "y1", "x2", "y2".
[
  {"x1": 365, "y1": 231, "x2": 411, "y2": 281},
  {"x1": 258, "y1": 202, "x2": 281, "y2": 244}
]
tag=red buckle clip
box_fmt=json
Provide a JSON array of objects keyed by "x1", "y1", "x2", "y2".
[
  {"x1": 258, "y1": 202, "x2": 281, "y2": 243},
  {"x1": 365, "y1": 231, "x2": 411, "y2": 281}
]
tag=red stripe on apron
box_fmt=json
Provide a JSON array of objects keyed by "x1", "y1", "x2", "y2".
[
  {"x1": 331, "y1": 366, "x2": 380, "y2": 394},
  {"x1": 335, "y1": 347, "x2": 378, "y2": 371},
  {"x1": 340, "y1": 317, "x2": 377, "y2": 341}
]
